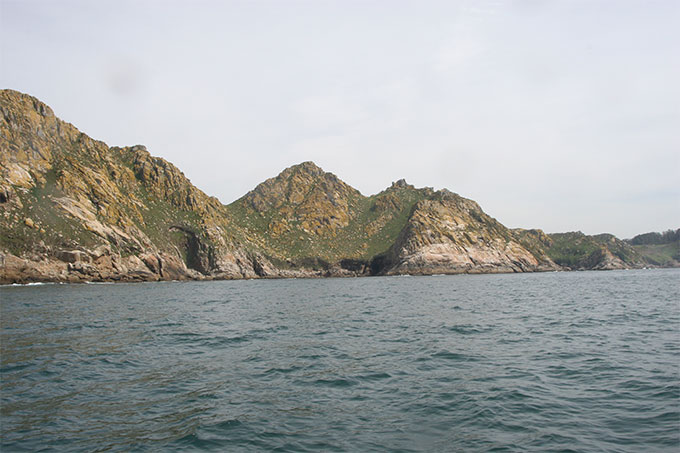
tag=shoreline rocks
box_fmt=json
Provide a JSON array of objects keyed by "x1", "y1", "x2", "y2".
[{"x1": 1, "y1": 89, "x2": 674, "y2": 285}]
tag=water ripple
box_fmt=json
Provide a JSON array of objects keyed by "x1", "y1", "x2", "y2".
[{"x1": 1, "y1": 269, "x2": 679, "y2": 452}]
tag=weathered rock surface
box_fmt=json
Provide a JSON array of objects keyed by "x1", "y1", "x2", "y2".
[
  {"x1": 0, "y1": 89, "x2": 668, "y2": 284},
  {"x1": 373, "y1": 191, "x2": 560, "y2": 275},
  {"x1": 0, "y1": 89, "x2": 269, "y2": 283},
  {"x1": 242, "y1": 161, "x2": 362, "y2": 236}
]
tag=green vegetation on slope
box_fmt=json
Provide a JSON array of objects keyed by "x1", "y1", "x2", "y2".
[
  {"x1": 629, "y1": 229, "x2": 680, "y2": 245},
  {"x1": 2, "y1": 89, "x2": 678, "y2": 281},
  {"x1": 546, "y1": 232, "x2": 601, "y2": 268},
  {"x1": 632, "y1": 243, "x2": 680, "y2": 266},
  {"x1": 624, "y1": 229, "x2": 680, "y2": 267},
  {"x1": 225, "y1": 167, "x2": 430, "y2": 267},
  {"x1": 545, "y1": 232, "x2": 647, "y2": 269}
]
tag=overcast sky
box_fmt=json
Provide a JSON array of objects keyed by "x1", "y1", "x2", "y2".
[{"x1": 1, "y1": 0, "x2": 678, "y2": 238}]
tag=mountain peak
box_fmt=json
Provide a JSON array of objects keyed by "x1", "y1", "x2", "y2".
[
  {"x1": 1, "y1": 89, "x2": 55, "y2": 119},
  {"x1": 234, "y1": 161, "x2": 362, "y2": 237},
  {"x1": 2, "y1": 90, "x2": 669, "y2": 284},
  {"x1": 288, "y1": 160, "x2": 324, "y2": 174},
  {"x1": 271, "y1": 161, "x2": 327, "y2": 183},
  {"x1": 388, "y1": 178, "x2": 415, "y2": 190},
  {"x1": 243, "y1": 161, "x2": 358, "y2": 211}
]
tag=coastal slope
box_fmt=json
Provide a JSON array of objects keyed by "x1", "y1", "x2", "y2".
[
  {"x1": 0, "y1": 89, "x2": 672, "y2": 283},
  {"x1": 0, "y1": 89, "x2": 273, "y2": 282}
]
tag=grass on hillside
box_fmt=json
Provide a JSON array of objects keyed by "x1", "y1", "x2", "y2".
[
  {"x1": 0, "y1": 172, "x2": 102, "y2": 255},
  {"x1": 632, "y1": 242, "x2": 680, "y2": 266},
  {"x1": 225, "y1": 186, "x2": 427, "y2": 266},
  {"x1": 546, "y1": 233, "x2": 601, "y2": 268}
]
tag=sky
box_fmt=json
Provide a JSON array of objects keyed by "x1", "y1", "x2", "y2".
[{"x1": 1, "y1": 0, "x2": 678, "y2": 238}]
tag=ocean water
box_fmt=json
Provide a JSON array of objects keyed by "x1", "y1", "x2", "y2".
[{"x1": 1, "y1": 269, "x2": 679, "y2": 452}]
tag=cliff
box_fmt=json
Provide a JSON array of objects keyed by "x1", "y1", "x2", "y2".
[
  {"x1": 0, "y1": 89, "x2": 276, "y2": 282},
  {"x1": 0, "y1": 90, "x2": 670, "y2": 283},
  {"x1": 372, "y1": 191, "x2": 559, "y2": 275}
]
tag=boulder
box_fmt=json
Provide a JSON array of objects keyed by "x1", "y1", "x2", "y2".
[{"x1": 56, "y1": 250, "x2": 91, "y2": 264}]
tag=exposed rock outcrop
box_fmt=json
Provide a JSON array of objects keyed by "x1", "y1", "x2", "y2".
[
  {"x1": 0, "y1": 89, "x2": 266, "y2": 283},
  {"x1": 241, "y1": 161, "x2": 362, "y2": 237},
  {"x1": 0, "y1": 89, "x2": 669, "y2": 284},
  {"x1": 373, "y1": 191, "x2": 560, "y2": 275}
]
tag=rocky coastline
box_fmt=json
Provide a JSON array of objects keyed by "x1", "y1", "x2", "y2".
[{"x1": 1, "y1": 89, "x2": 677, "y2": 284}]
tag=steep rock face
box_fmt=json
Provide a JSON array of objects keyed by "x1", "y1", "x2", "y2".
[
  {"x1": 374, "y1": 190, "x2": 560, "y2": 275},
  {"x1": 240, "y1": 161, "x2": 362, "y2": 237},
  {"x1": 0, "y1": 89, "x2": 268, "y2": 282},
  {"x1": 3, "y1": 89, "x2": 668, "y2": 283},
  {"x1": 226, "y1": 166, "x2": 429, "y2": 266},
  {"x1": 511, "y1": 228, "x2": 560, "y2": 268}
]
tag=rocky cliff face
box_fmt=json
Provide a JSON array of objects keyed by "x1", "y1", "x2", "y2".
[
  {"x1": 373, "y1": 191, "x2": 560, "y2": 275},
  {"x1": 241, "y1": 161, "x2": 362, "y2": 236},
  {"x1": 0, "y1": 89, "x2": 275, "y2": 282},
  {"x1": 226, "y1": 165, "x2": 430, "y2": 268},
  {"x1": 0, "y1": 90, "x2": 662, "y2": 283}
]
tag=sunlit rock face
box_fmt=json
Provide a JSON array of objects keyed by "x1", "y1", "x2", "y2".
[
  {"x1": 2, "y1": 89, "x2": 659, "y2": 284},
  {"x1": 374, "y1": 190, "x2": 559, "y2": 275},
  {"x1": 0, "y1": 89, "x2": 265, "y2": 283}
]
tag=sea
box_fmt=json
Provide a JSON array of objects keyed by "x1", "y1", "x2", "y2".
[{"x1": 1, "y1": 269, "x2": 679, "y2": 452}]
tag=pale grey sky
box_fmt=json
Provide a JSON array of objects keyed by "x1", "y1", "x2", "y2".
[{"x1": 1, "y1": 0, "x2": 678, "y2": 238}]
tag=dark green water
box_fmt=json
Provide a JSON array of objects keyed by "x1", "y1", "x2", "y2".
[{"x1": 1, "y1": 269, "x2": 679, "y2": 452}]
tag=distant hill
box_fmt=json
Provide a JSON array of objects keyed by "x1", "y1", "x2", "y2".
[
  {"x1": 0, "y1": 89, "x2": 675, "y2": 283},
  {"x1": 625, "y1": 229, "x2": 680, "y2": 267},
  {"x1": 629, "y1": 229, "x2": 679, "y2": 245},
  {"x1": 543, "y1": 232, "x2": 644, "y2": 270}
]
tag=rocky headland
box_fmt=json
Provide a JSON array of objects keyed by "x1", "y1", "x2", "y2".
[{"x1": 1, "y1": 90, "x2": 677, "y2": 283}]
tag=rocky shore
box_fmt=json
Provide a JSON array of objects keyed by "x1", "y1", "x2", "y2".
[{"x1": 1, "y1": 89, "x2": 675, "y2": 284}]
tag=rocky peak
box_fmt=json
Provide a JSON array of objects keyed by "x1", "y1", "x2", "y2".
[
  {"x1": 1, "y1": 89, "x2": 55, "y2": 121},
  {"x1": 427, "y1": 189, "x2": 483, "y2": 216},
  {"x1": 1, "y1": 90, "x2": 243, "y2": 281},
  {"x1": 111, "y1": 144, "x2": 221, "y2": 214},
  {"x1": 373, "y1": 190, "x2": 559, "y2": 275},
  {"x1": 3, "y1": 90, "x2": 667, "y2": 284},
  {"x1": 390, "y1": 178, "x2": 411, "y2": 189},
  {"x1": 1, "y1": 90, "x2": 58, "y2": 183},
  {"x1": 244, "y1": 161, "x2": 360, "y2": 212},
  {"x1": 282, "y1": 161, "x2": 326, "y2": 178},
  {"x1": 235, "y1": 162, "x2": 363, "y2": 237}
]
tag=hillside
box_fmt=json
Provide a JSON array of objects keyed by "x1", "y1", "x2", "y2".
[
  {"x1": 543, "y1": 232, "x2": 646, "y2": 270},
  {"x1": 226, "y1": 167, "x2": 558, "y2": 275},
  {"x1": 374, "y1": 191, "x2": 559, "y2": 275},
  {"x1": 0, "y1": 89, "x2": 673, "y2": 283},
  {"x1": 227, "y1": 165, "x2": 430, "y2": 266},
  {"x1": 626, "y1": 229, "x2": 680, "y2": 267},
  {"x1": 511, "y1": 229, "x2": 679, "y2": 270},
  {"x1": 0, "y1": 89, "x2": 273, "y2": 282}
]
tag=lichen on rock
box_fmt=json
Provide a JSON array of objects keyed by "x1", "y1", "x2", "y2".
[{"x1": 0, "y1": 89, "x2": 664, "y2": 284}]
